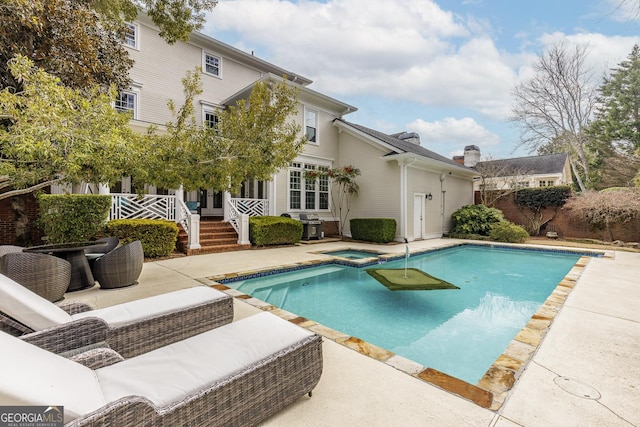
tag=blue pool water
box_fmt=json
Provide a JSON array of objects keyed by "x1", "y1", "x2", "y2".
[{"x1": 231, "y1": 245, "x2": 582, "y2": 384}]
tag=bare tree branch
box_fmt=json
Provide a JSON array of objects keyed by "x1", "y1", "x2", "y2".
[{"x1": 511, "y1": 42, "x2": 597, "y2": 191}]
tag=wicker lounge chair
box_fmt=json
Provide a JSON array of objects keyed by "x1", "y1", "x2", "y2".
[
  {"x1": 0, "y1": 252, "x2": 71, "y2": 302},
  {"x1": 0, "y1": 245, "x2": 24, "y2": 257},
  {"x1": 0, "y1": 273, "x2": 233, "y2": 358},
  {"x1": 0, "y1": 312, "x2": 323, "y2": 427},
  {"x1": 92, "y1": 240, "x2": 143, "y2": 289}
]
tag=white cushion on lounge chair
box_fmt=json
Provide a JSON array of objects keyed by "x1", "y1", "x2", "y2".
[
  {"x1": 0, "y1": 273, "x2": 228, "y2": 331},
  {"x1": 71, "y1": 286, "x2": 225, "y2": 326},
  {"x1": 0, "y1": 331, "x2": 106, "y2": 424},
  {"x1": 96, "y1": 312, "x2": 314, "y2": 407},
  {"x1": 0, "y1": 312, "x2": 314, "y2": 423},
  {"x1": 0, "y1": 274, "x2": 72, "y2": 330}
]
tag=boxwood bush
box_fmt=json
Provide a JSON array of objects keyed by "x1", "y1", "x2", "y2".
[
  {"x1": 249, "y1": 216, "x2": 302, "y2": 246},
  {"x1": 349, "y1": 218, "x2": 397, "y2": 243},
  {"x1": 106, "y1": 219, "x2": 179, "y2": 257},
  {"x1": 489, "y1": 221, "x2": 529, "y2": 243},
  {"x1": 37, "y1": 194, "x2": 111, "y2": 243},
  {"x1": 450, "y1": 204, "x2": 504, "y2": 236}
]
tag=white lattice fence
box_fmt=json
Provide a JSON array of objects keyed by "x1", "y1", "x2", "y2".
[{"x1": 110, "y1": 194, "x2": 176, "y2": 221}]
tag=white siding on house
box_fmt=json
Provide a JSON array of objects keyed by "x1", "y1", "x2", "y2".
[{"x1": 338, "y1": 133, "x2": 401, "y2": 237}]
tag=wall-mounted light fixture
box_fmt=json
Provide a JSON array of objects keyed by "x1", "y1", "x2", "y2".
[{"x1": 426, "y1": 193, "x2": 433, "y2": 200}]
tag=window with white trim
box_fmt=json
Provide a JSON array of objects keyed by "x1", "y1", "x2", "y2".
[
  {"x1": 115, "y1": 91, "x2": 137, "y2": 118},
  {"x1": 123, "y1": 23, "x2": 138, "y2": 49},
  {"x1": 203, "y1": 52, "x2": 221, "y2": 77},
  {"x1": 516, "y1": 181, "x2": 530, "y2": 189},
  {"x1": 305, "y1": 108, "x2": 318, "y2": 143},
  {"x1": 203, "y1": 110, "x2": 218, "y2": 128},
  {"x1": 288, "y1": 162, "x2": 330, "y2": 211},
  {"x1": 538, "y1": 180, "x2": 555, "y2": 187}
]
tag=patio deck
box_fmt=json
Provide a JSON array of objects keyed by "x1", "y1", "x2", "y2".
[{"x1": 64, "y1": 239, "x2": 640, "y2": 426}]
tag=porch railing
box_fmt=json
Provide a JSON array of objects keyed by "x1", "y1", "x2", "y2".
[
  {"x1": 109, "y1": 194, "x2": 176, "y2": 220},
  {"x1": 226, "y1": 198, "x2": 267, "y2": 245},
  {"x1": 109, "y1": 194, "x2": 270, "y2": 249}
]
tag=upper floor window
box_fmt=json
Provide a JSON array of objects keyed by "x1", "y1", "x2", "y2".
[
  {"x1": 305, "y1": 108, "x2": 318, "y2": 143},
  {"x1": 115, "y1": 91, "x2": 137, "y2": 118},
  {"x1": 516, "y1": 181, "x2": 530, "y2": 189},
  {"x1": 204, "y1": 52, "x2": 221, "y2": 77},
  {"x1": 123, "y1": 23, "x2": 138, "y2": 49},
  {"x1": 538, "y1": 180, "x2": 555, "y2": 187}
]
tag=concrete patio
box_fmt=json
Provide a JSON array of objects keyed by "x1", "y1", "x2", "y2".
[{"x1": 64, "y1": 239, "x2": 640, "y2": 427}]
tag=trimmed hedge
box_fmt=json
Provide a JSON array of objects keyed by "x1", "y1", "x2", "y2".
[
  {"x1": 249, "y1": 216, "x2": 302, "y2": 246},
  {"x1": 489, "y1": 221, "x2": 529, "y2": 243},
  {"x1": 106, "y1": 219, "x2": 179, "y2": 257},
  {"x1": 350, "y1": 218, "x2": 397, "y2": 243},
  {"x1": 37, "y1": 194, "x2": 111, "y2": 243}
]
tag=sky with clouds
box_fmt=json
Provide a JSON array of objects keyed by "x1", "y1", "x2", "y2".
[{"x1": 202, "y1": 0, "x2": 640, "y2": 160}]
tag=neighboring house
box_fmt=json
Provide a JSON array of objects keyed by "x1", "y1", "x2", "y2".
[
  {"x1": 61, "y1": 14, "x2": 479, "y2": 243},
  {"x1": 454, "y1": 147, "x2": 572, "y2": 192}
]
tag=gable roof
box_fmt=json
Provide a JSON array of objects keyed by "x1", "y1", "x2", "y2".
[
  {"x1": 334, "y1": 119, "x2": 474, "y2": 173},
  {"x1": 476, "y1": 153, "x2": 569, "y2": 175}
]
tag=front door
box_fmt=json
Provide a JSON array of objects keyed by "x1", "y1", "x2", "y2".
[
  {"x1": 200, "y1": 189, "x2": 223, "y2": 216},
  {"x1": 413, "y1": 193, "x2": 425, "y2": 240}
]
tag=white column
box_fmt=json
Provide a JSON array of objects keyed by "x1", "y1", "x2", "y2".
[
  {"x1": 175, "y1": 185, "x2": 185, "y2": 223},
  {"x1": 187, "y1": 213, "x2": 201, "y2": 250},
  {"x1": 223, "y1": 191, "x2": 231, "y2": 221},
  {"x1": 238, "y1": 214, "x2": 250, "y2": 244},
  {"x1": 98, "y1": 183, "x2": 110, "y2": 195}
]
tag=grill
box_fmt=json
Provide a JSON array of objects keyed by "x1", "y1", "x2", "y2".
[{"x1": 299, "y1": 213, "x2": 323, "y2": 240}]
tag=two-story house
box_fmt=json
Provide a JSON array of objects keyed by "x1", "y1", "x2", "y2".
[{"x1": 98, "y1": 14, "x2": 479, "y2": 248}]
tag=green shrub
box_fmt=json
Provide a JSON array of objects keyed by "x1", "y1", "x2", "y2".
[
  {"x1": 349, "y1": 218, "x2": 397, "y2": 243},
  {"x1": 106, "y1": 219, "x2": 179, "y2": 257},
  {"x1": 37, "y1": 194, "x2": 111, "y2": 243},
  {"x1": 450, "y1": 204, "x2": 504, "y2": 236},
  {"x1": 489, "y1": 221, "x2": 529, "y2": 243},
  {"x1": 249, "y1": 216, "x2": 302, "y2": 246}
]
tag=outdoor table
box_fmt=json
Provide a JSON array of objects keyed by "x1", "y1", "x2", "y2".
[{"x1": 24, "y1": 241, "x2": 107, "y2": 292}]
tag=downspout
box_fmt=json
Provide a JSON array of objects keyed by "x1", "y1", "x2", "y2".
[
  {"x1": 440, "y1": 173, "x2": 446, "y2": 236},
  {"x1": 400, "y1": 157, "x2": 417, "y2": 240}
]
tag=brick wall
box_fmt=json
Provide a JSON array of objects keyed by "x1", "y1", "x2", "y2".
[
  {"x1": 477, "y1": 191, "x2": 640, "y2": 243},
  {"x1": 0, "y1": 193, "x2": 44, "y2": 246}
]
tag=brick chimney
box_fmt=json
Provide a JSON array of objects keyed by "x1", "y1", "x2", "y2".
[{"x1": 463, "y1": 145, "x2": 480, "y2": 167}]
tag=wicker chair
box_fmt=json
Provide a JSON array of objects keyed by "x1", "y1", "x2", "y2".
[
  {"x1": 92, "y1": 240, "x2": 143, "y2": 289},
  {"x1": 0, "y1": 252, "x2": 71, "y2": 302},
  {"x1": 1, "y1": 312, "x2": 323, "y2": 427},
  {"x1": 0, "y1": 273, "x2": 234, "y2": 358},
  {"x1": 0, "y1": 245, "x2": 24, "y2": 257}
]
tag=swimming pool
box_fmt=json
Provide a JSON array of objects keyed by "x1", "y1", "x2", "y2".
[{"x1": 228, "y1": 245, "x2": 585, "y2": 384}]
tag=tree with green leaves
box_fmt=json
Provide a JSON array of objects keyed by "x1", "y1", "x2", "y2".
[
  {"x1": 327, "y1": 166, "x2": 360, "y2": 236},
  {"x1": 588, "y1": 44, "x2": 640, "y2": 188},
  {"x1": 513, "y1": 186, "x2": 572, "y2": 235},
  {"x1": 93, "y1": 0, "x2": 217, "y2": 44},
  {"x1": 511, "y1": 42, "x2": 597, "y2": 191},
  {"x1": 0, "y1": 0, "x2": 217, "y2": 93},
  {"x1": 133, "y1": 70, "x2": 307, "y2": 193},
  {"x1": 0, "y1": 56, "x2": 137, "y2": 200}
]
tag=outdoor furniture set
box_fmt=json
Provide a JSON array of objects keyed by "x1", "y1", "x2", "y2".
[
  {"x1": 0, "y1": 273, "x2": 323, "y2": 426},
  {"x1": 0, "y1": 238, "x2": 143, "y2": 301}
]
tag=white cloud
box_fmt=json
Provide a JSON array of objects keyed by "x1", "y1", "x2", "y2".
[
  {"x1": 407, "y1": 117, "x2": 500, "y2": 156},
  {"x1": 207, "y1": 0, "x2": 517, "y2": 119}
]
